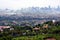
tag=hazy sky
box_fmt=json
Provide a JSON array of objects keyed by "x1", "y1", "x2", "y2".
[{"x1": 0, "y1": 0, "x2": 60, "y2": 9}]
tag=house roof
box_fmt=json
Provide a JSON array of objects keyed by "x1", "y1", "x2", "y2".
[
  {"x1": 44, "y1": 37, "x2": 56, "y2": 40},
  {"x1": 0, "y1": 26, "x2": 10, "y2": 29},
  {"x1": 33, "y1": 27, "x2": 40, "y2": 30}
]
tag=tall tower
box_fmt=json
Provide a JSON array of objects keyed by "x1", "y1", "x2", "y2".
[
  {"x1": 49, "y1": 6, "x2": 51, "y2": 9},
  {"x1": 57, "y1": 6, "x2": 60, "y2": 9},
  {"x1": 48, "y1": 5, "x2": 51, "y2": 10}
]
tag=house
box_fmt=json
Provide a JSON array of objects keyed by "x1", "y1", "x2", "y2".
[
  {"x1": 52, "y1": 20, "x2": 56, "y2": 24},
  {"x1": 43, "y1": 24, "x2": 48, "y2": 29},
  {"x1": 33, "y1": 27, "x2": 40, "y2": 33},
  {"x1": 43, "y1": 37, "x2": 56, "y2": 40},
  {"x1": 0, "y1": 26, "x2": 14, "y2": 32},
  {"x1": 33, "y1": 27, "x2": 40, "y2": 30}
]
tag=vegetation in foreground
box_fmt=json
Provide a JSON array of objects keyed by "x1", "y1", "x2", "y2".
[
  {"x1": 12, "y1": 34, "x2": 60, "y2": 40},
  {"x1": 0, "y1": 21, "x2": 60, "y2": 40}
]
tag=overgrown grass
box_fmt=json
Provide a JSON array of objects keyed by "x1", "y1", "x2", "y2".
[{"x1": 12, "y1": 34, "x2": 60, "y2": 40}]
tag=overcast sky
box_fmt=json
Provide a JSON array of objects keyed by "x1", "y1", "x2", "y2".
[{"x1": 0, "y1": 0, "x2": 60, "y2": 9}]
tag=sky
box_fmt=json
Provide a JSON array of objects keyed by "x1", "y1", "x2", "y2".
[{"x1": 0, "y1": 0, "x2": 60, "y2": 9}]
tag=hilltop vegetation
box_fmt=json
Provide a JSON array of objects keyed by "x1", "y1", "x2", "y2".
[{"x1": 0, "y1": 21, "x2": 60, "y2": 40}]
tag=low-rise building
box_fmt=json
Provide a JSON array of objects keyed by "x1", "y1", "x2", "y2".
[
  {"x1": 43, "y1": 24, "x2": 48, "y2": 29},
  {"x1": 44, "y1": 37, "x2": 56, "y2": 40},
  {"x1": 33, "y1": 27, "x2": 40, "y2": 33},
  {"x1": 0, "y1": 26, "x2": 14, "y2": 32}
]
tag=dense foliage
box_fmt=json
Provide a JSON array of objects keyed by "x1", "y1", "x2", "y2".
[{"x1": 0, "y1": 21, "x2": 60, "y2": 40}]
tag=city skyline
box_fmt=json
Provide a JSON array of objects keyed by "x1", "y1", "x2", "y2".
[{"x1": 0, "y1": 0, "x2": 60, "y2": 9}]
